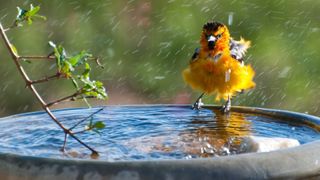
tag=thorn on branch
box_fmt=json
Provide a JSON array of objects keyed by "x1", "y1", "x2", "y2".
[{"x1": 94, "y1": 57, "x2": 104, "y2": 69}]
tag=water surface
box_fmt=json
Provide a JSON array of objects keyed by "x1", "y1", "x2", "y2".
[{"x1": 0, "y1": 105, "x2": 319, "y2": 161}]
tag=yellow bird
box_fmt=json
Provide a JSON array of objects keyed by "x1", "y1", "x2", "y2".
[{"x1": 183, "y1": 21, "x2": 255, "y2": 112}]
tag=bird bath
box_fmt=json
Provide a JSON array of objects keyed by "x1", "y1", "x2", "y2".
[{"x1": 0, "y1": 105, "x2": 320, "y2": 179}]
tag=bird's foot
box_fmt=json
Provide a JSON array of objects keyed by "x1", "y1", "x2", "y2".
[
  {"x1": 192, "y1": 98, "x2": 204, "y2": 110},
  {"x1": 221, "y1": 105, "x2": 231, "y2": 113},
  {"x1": 221, "y1": 99, "x2": 231, "y2": 113}
]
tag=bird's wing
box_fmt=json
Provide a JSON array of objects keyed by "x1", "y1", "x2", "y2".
[
  {"x1": 190, "y1": 47, "x2": 200, "y2": 63},
  {"x1": 229, "y1": 38, "x2": 251, "y2": 61}
]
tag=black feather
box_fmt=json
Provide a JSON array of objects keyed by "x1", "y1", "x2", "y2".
[{"x1": 203, "y1": 21, "x2": 224, "y2": 32}]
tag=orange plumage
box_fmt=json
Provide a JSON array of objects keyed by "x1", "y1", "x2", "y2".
[{"x1": 183, "y1": 21, "x2": 255, "y2": 110}]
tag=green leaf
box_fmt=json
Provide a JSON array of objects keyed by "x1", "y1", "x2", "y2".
[
  {"x1": 49, "y1": 41, "x2": 60, "y2": 70},
  {"x1": 68, "y1": 54, "x2": 81, "y2": 66},
  {"x1": 16, "y1": 7, "x2": 27, "y2": 20},
  {"x1": 71, "y1": 77, "x2": 79, "y2": 89},
  {"x1": 58, "y1": 46, "x2": 67, "y2": 61},
  {"x1": 49, "y1": 41, "x2": 67, "y2": 72},
  {"x1": 80, "y1": 78, "x2": 107, "y2": 100},
  {"x1": 33, "y1": 14, "x2": 47, "y2": 20},
  {"x1": 15, "y1": 7, "x2": 28, "y2": 26},
  {"x1": 94, "y1": 81, "x2": 108, "y2": 99},
  {"x1": 27, "y1": 17, "x2": 32, "y2": 25},
  {"x1": 68, "y1": 51, "x2": 92, "y2": 66},
  {"x1": 82, "y1": 63, "x2": 91, "y2": 79},
  {"x1": 27, "y1": 4, "x2": 40, "y2": 16},
  {"x1": 48, "y1": 42, "x2": 107, "y2": 107},
  {"x1": 93, "y1": 121, "x2": 105, "y2": 129},
  {"x1": 15, "y1": 4, "x2": 45, "y2": 26},
  {"x1": 61, "y1": 61, "x2": 74, "y2": 77}
]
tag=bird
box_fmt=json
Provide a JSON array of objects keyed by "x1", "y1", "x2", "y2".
[{"x1": 182, "y1": 21, "x2": 255, "y2": 112}]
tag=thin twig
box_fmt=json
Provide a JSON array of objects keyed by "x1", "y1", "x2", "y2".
[
  {"x1": 3, "y1": 28, "x2": 11, "y2": 32},
  {"x1": 61, "y1": 133, "x2": 68, "y2": 152},
  {"x1": 73, "y1": 130, "x2": 87, "y2": 134},
  {"x1": 29, "y1": 73, "x2": 61, "y2": 85},
  {"x1": 4, "y1": 23, "x2": 16, "y2": 32},
  {"x1": 18, "y1": 56, "x2": 55, "y2": 60},
  {"x1": 44, "y1": 106, "x2": 98, "y2": 154},
  {"x1": 46, "y1": 91, "x2": 81, "y2": 107},
  {"x1": 90, "y1": 57, "x2": 104, "y2": 69},
  {"x1": 47, "y1": 94, "x2": 97, "y2": 107},
  {"x1": 67, "y1": 130, "x2": 98, "y2": 155},
  {"x1": 69, "y1": 107, "x2": 105, "y2": 131}
]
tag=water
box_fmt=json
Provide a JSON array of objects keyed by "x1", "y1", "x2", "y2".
[{"x1": 0, "y1": 105, "x2": 319, "y2": 161}]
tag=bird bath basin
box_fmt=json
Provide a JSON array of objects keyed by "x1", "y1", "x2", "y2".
[{"x1": 0, "y1": 105, "x2": 320, "y2": 179}]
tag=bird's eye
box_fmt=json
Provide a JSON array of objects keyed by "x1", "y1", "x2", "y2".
[{"x1": 216, "y1": 34, "x2": 222, "y2": 39}]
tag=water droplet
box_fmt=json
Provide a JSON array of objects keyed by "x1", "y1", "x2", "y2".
[
  {"x1": 228, "y1": 12, "x2": 234, "y2": 26},
  {"x1": 154, "y1": 76, "x2": 165, "y2": 80}
]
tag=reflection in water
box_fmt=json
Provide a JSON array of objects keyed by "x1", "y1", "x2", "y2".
[
  {"x1": 187, "y1": 110, "x2": 252, "y2": 157},
  {"x1": 144, "y1": 110, "x2": 252, "y2": 158}
]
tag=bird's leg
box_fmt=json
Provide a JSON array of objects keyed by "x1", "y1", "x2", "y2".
[
  {"x1": 221, "y1": 95, "x2": 231, "y2": 113},
  {"x1": 192, "y1": 93, "x2": 205, "y2": 110}
]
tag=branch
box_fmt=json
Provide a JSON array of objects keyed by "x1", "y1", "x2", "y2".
[
  {"x1": 69, "y1": 107, "x2": 105, "y2": 131},
  {"x1": 0, "y1": 22, "x2": 99, "y2": 155},
  {"x1": 47, "y1": 93, "x2": 97, "y2": 107},
  {"x1": 73, "y1": 129, "x2": 89, "y2": 134},
  {"x1": 44, "y1": 107, "x2": 98, "y2": 155},
  {"x1": 3, "y1": 22, "x2": 16, "y2": 32},
  {"x1": 18, "y1": 55, "x2": 55, "y2": 60},
  {"x1": 61, "y1": 133, "x2": 68, "y2": 152},
  {"x1": 3, "y1": 27, "x2": 11, "y2": 32},
  {"x1": 46, "y1": 91, "x2": 81, "y2": 107},
  {"x1": 29, "y1": 73, "x2": 61, "y2": 85},
  {"x1": 91, "y1": 57, "x2": 104, "y2": 69},
  {"x1": 0, "y1": 24, "x2": 19, "y2": 59}
]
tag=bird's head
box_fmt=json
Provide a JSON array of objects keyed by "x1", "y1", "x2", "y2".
[{"x1": 200, "y1": 21, "x2": 230, "y2": 52}]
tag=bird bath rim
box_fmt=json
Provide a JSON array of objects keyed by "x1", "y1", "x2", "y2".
[{"x1": 0, "y1": 105, "x2": 320, "y2": 179}]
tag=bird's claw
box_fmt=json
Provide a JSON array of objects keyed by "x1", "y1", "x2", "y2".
[
  {"x1": 221, "y1": 99, "x2": 231, "y2": 113},
  {"x1": 221, "y1": 105, "x2": 230, "y2": 113},
  {"x1": 192, "y1": 98, "x2": 204, "y2": 110}
]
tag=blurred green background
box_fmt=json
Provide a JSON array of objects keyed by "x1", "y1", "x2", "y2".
[{"x1": 0, "y1": 0, "x2": 320, "y2": 116}]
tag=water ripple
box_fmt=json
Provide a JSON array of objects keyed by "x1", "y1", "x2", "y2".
[{"x1": 0, "y1": 106, "x2": 319, "y2": 160}]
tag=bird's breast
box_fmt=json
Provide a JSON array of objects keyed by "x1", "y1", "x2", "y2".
[{"x1": 203, "y1": 60, "x2": 215, "y2": 73}]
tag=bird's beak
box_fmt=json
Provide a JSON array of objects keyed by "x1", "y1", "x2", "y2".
[{"x1": 208, "y1": 35, "x2": 216, "y2": 50}]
